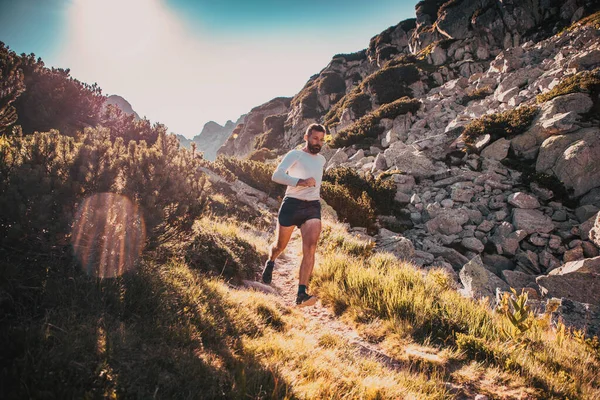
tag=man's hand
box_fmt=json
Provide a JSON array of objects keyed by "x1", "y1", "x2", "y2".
[{"x1": 297, "y1": 177, "x2": 316, "y2": 187}]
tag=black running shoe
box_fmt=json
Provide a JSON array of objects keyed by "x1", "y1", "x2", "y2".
[
  {"x1": 262, "y1": 260, "x2": 275, "y2": 284},
  {"x1": 295, "y1": 292, "x2": 317, "y2": 307}
]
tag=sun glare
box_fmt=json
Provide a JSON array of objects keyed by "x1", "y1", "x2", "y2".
[{"x1": 71, "y1": 193, "x2": 146, "y2": 278}]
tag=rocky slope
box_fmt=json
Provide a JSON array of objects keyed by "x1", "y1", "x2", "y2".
[
  {"x1": 218, "y1": 97, "x2": 291, "y2": 158},
  {"x1": 216, "y1": 1, "x2": 600, "y2": 335}
]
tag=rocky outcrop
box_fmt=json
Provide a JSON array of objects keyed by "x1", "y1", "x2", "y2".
[{"x1": 218, "y1": 98, "x2": 291, "y2": 159}]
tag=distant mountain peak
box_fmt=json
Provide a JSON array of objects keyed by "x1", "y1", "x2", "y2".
[{"x1": 105, "y1": 95, "x2": 140, "y2": 120}]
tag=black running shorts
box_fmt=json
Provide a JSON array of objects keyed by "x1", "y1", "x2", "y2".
[{"x1": 277, "y1": 197, "x2": 321, "y2": 228}]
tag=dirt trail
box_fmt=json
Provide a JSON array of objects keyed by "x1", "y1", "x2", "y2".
[{"x1": 267, "y1": 229, "x2": 404, "y2": 370}]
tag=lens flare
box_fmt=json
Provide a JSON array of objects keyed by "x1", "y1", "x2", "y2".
[{"x1": 71, "y1": 193, "x2": 146, "y2": 278}]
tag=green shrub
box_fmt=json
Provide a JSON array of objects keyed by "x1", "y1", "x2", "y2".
[
  {"x1": 536, "y1": 70, "x2": 600, "y2": 104},
  {"x1": 460, "y1": 86, "x2": 493, "y2": 105},
  {"x1": 248, "y1": 147, "x2": 278, "y2": 162},
  {"x1": 0, "y1": 42, "x2": 25, "y2": 134},
  {"x1": 330, "y1": 113, "x2": 383, "y2": 148},
  {"x1": 318, "y1": 72, "x2": 346, "y2": 95},
  {"x1": 331, "y1": 50, "x2": 367, "y2": 62},
  {"x1": 462, "y1": 105, "x2": 538, "y2": 147},
  {"x1": 324, "y1": 167, "x2": 399, "y2": 216},
  {"x1": 378, "y1": 46, "x2": 400, "y2": 61},
  {"x1": 384, "y1": 53, "x2": 419, "y2": 68},
  {"x1": 373, "y1": 97, "x2": 421, "y2": 119},
  {"x1": 331, "y1": 97, "x2": 420, "y2": 148},
  {"x1": 568, "y1": 10, "x2": 600, "y2": 30},
  {"x1": 321, "y1": 182, "x2": 376, "y2": 229},
  {"x1": 214, "y1": 155, "x2": 285, "y2": 198},
  {"x1": 0, "y1": 128, "x2": 207, "y2": 251},
  {"x1": 183, "y1": 224, "x2": 261, "y2": 282},
  {"x1": 291, "y1": 81, "x2": 321, "y2": 119},
  {"x1": 324, "y1": 87, "x2": 372, "y2": 126},
  {"x1": 363, "y1": 64, "x2": 419, "y2": 104}
]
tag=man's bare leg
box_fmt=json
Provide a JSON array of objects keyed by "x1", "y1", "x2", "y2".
[
  {"x1": 269, "y1": 223, "x2": 295, "y2": 261},
  {"x1": 262, "y1": 223, "x2": 295, "y2": 284},
  {"x1": 298, "y1": 218, "x2": 321, "y2": 293}
]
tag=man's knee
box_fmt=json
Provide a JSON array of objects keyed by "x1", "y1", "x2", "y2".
[{"x1": 302, "y1": 243, "x2": 318, "y2": 254}]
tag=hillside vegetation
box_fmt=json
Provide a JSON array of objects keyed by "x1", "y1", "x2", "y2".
[{"x1": 3, "y1": 4, "x2": 600, "y2": 400}]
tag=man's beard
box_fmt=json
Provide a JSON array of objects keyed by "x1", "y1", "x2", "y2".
[{"x1": 307, "y1": 143, "x2": 321, "y2": 154}]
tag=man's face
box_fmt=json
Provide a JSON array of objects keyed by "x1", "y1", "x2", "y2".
[{"x1": 305, "y1": 130, "x2": 325, "y2": 154}]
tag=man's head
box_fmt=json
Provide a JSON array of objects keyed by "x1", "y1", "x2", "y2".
[{"x1": 304, "y1": 123, "x2": 326, "y2": 154}]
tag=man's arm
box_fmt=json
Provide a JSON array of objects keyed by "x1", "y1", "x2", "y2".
[{"x1": 271, "y1": 151, "x2": 301, "y2": 186}]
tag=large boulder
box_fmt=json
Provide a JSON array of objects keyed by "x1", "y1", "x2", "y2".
[
  {"x1": 549, "y1": 298, "x2": 600, "y2": 337},
  {"x1": 424, "y1": 240, "x2": 469, "y2": 270},
  {"x1": 502, "y1": 270, "x2": 537, "y2": 292},
  {"x1": 512, "y1": 209, "x2": 554, "y2": 234},
  {"x1": 552, "y1": 128, "x2": 600, "y2": 197},
  {"x1": 537, "y1": 264, "x2": 600, "y2": 304},
  {"x1": 383, "y1": 141, "x2": 438, "y2": 178},
  {"x1": 459, "y1": 256, "x2": 510, "y2": 301},
  {"x1": 589, "y1": 213, "x2": 600, "y2": 247},
  {"x1": 549, "y1": 256, "x2": 600, "y2": 276},
  {"x1": 376, "y1": 229, "x2": 415, "y2": 260},
  {"x1": 425, "y1": 208, "x2": 470, "y2": 235},
  {"x1": 508, "y1": 192, "x2": 540, "y2": 209},
  {"x1": 512, "y1": 93, "x2": 593, "y2": 158},
  {"x1": 481, "y1": 138, "x2": 510, "y2": 161}
]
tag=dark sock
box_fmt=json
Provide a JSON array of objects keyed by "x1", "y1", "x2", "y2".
[{"x1": 298, "y1": 285, "x2": 307, "y2": 295}]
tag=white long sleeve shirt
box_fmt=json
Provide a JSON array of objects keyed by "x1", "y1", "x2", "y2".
[{"x1": 271, "y1": 149, "x2": 326, "y2": 201}]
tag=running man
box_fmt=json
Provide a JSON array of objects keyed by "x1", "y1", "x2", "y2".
[{"x1": 262, "y1": 123, "x2": 327, "y2": 307}]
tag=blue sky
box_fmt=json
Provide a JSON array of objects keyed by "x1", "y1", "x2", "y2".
[{"x1": 0, "y1": 0, "x2": 418, "y2": 138}]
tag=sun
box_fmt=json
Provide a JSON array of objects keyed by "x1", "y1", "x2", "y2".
[{"x1": 67, "y1": 0, "x2": 168, "y2": 61}]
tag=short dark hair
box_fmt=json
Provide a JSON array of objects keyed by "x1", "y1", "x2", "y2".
[{"x1": 305, "y1": 123, "x2": 326, "y2": 137}]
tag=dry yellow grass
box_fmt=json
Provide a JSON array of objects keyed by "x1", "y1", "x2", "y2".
[{"x1": 311, "y1": 225, "x2": 600, "y2": 399}]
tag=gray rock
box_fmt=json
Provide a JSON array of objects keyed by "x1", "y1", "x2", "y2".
[
  {"x1": 552, "y1": 128, "x2": 600, "y2": 197},
  {"x1": 549, "y1": 256, "x2": 600, "y2": 276},
  {"x1": 580, "y1": 188, "x2": 600, "y2": 207},
  {"x1": 508, "y1": 192, "x2": 540, "y2": 209},
  {"x1": 589, "y1": 213, "x2": 600, "y2": 247},
  {"x1": 582, "y1": 241, "x2": 599, "y2": 258},
  {"x1": 425, "y1": 209, "x2": 470, "y2": 235},
  {"x1": 512, "y1": 208, "x2": 554, "y2": 234},
  {"x1": 348, "y1": 149, "x2": 365, "y2": 162},
  {"x1": 482, "y1": 254, "x2": 515, "y2": 275},
  {"x1": 481, "y1": 138, "x2": 510, "y2": 161},
  {"x1": 549, "y1": 298, "x2": 600, "y2": 337},
  {"x1": 462, "y1": 237, "x2": 484, "y2": 253},
  {"x1": 563, "y1": 246, "x2": 584, "y2": 263},
  {"x1": 502, "y1": 270, "x2": 537, "y2": 291},
  {"x1": 477, "y1": 220, "x2": 495, "y2": 232},
  {"x1": 242, "y1": 280, "x2": 279, "y2": 295},
  {"x1": 515, "y1": 250, "x2": 541, "y2": 275},
  {"x1": 425, "y1": 242, "x2": 469, "y2": 270},
  {"x1": 327, "y1": 148, "x2": 349, "y2": 168},
  {"x1": 459, "y1": 256, "x2": 510, "y2": 301},
  {"x1": 383, "y1": 142, "x2": 437, "y2": 178},
  {"x1": 575, "y1": 205, "x2": 600, "y2": 223},
  {"x1": 452, "y1": 187, "x2": 475, "y2": 202},
  {"x1": 537, "y1": 273, "x2": 600, "y2": 304},
  {"x1": 371, "y1": 153, "x2": 388, "y2": 173},
  {"x1": 539, "y1": 250, "x2": 561, "y2": 273},
  {"x1": 376, "y1": 231, "x2": 415, "y2": 261},
  {"x1": 392, "y1": 173, "x2": 416, "y2": 194}
]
